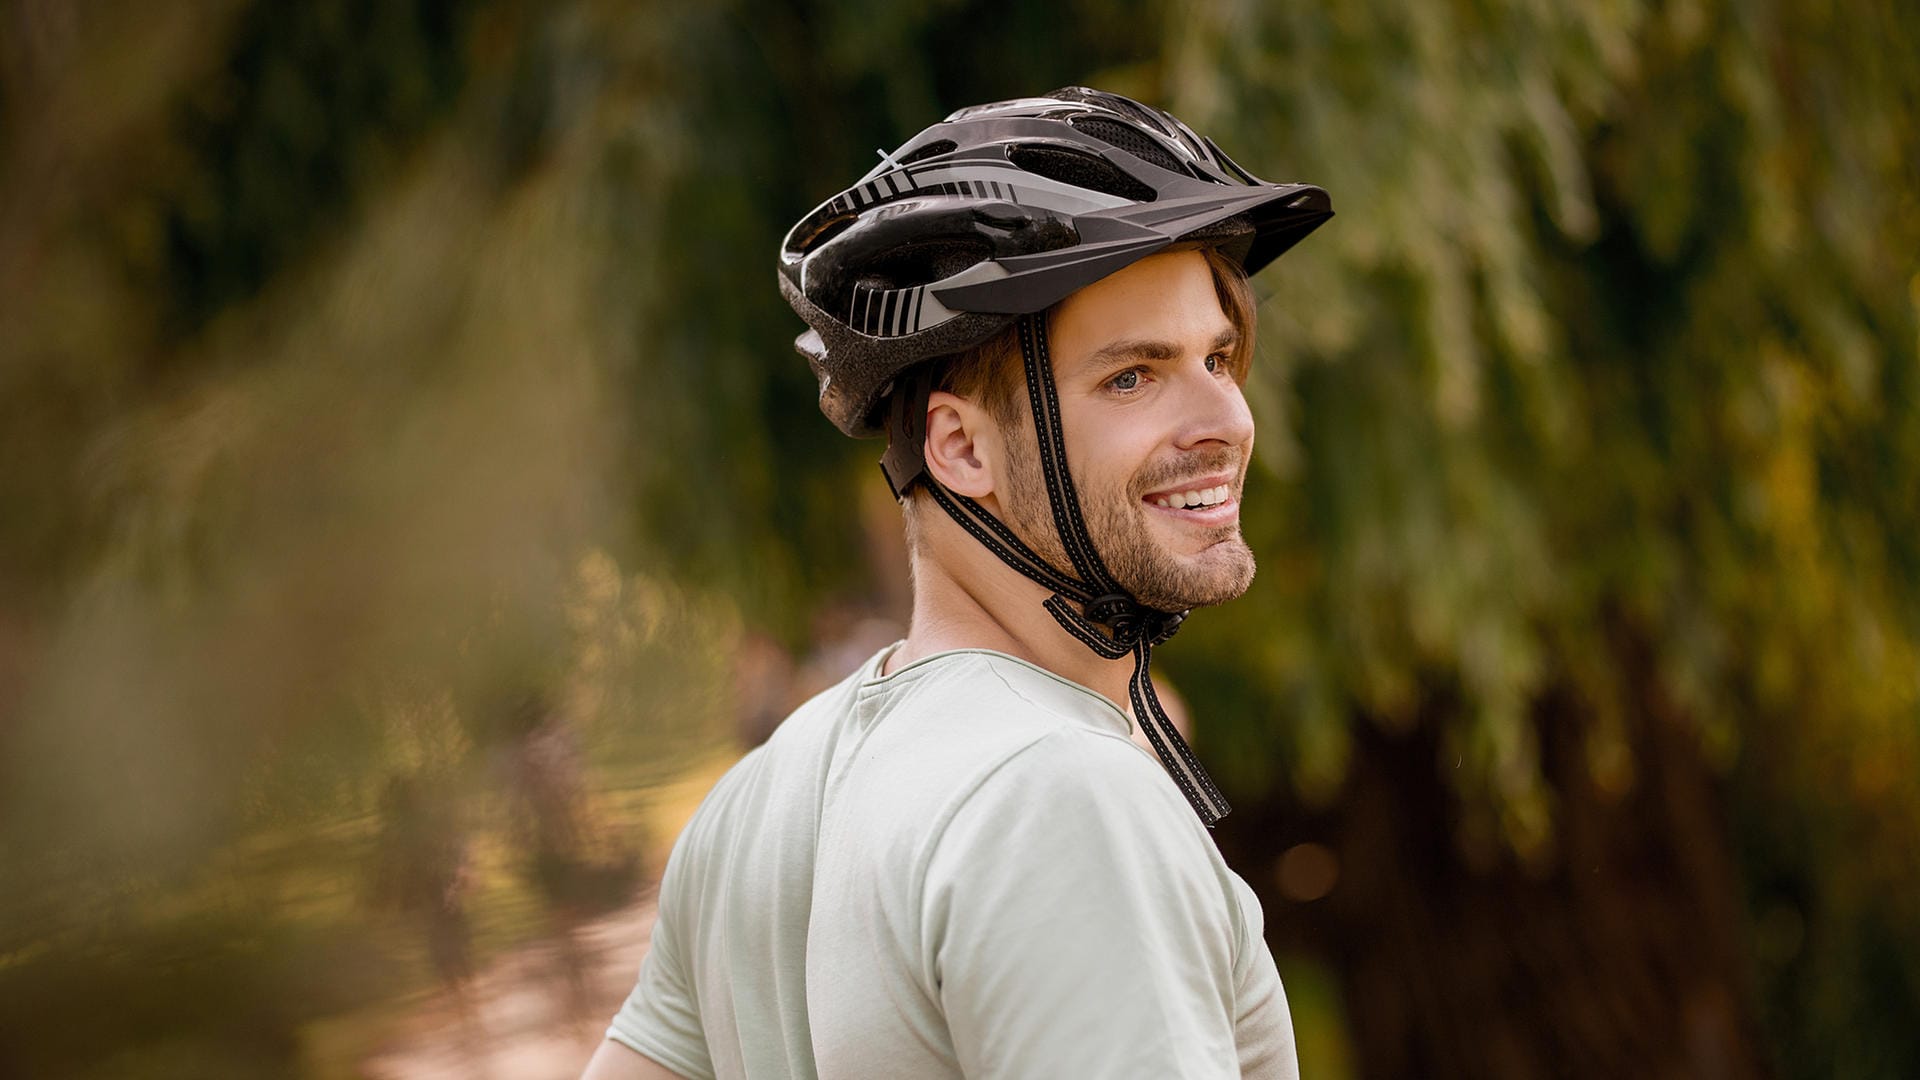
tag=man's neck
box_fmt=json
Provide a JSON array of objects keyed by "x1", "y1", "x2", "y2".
[{"x1": 885, "y1": 514, "x2": 1135, "y2": 714}]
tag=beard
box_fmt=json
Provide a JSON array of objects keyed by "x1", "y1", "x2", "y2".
[{"x1": 998, "y1": 423, "x2": 1256, "y2": 613}]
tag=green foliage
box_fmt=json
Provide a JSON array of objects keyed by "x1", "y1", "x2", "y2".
[
  {"x1": 0, "y1": 3, "x2": 736, "y2": 1072},
  {"x1": 1161, "y1": 1, "x2": 1920, "y2": 1074},
  {"x1": 594, "y1": 0, "x2": 1180, "y2": 638},
  {"x1": 2, "y1": 0, "x2": 1917, "y2": 1075},
  {"x1": 153, "y1": 0, "x2": 479, "y2": 333}
]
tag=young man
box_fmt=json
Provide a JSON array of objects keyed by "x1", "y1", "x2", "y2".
[{"x1": 584, "y1": 88, "x2": 1331, "y2": 1079}]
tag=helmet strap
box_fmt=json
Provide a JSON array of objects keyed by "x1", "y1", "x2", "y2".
[
  {"x1": 880, "y1": 366, "x2": 936, "y2": 500},
  {"x1": 894, "y1": 313, "x2": 1231, "y2": 827}
]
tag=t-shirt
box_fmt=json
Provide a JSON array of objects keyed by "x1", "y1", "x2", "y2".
[{"x1": 607, "y1": 646, "x2": 1297, "y2": 1079}]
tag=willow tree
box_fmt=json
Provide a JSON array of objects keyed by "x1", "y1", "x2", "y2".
[
  {"x1": 0, "y1": 2, "x2": 732, "y2": 1074},
  {"x1": 594, "y1": 1, "x2": 1920, "y2": 1075},
  {"x1": 6, "y1": 0, "x2": 1916, "y2": 1076},
  {"x1": 1155, "y1": 2, "x2": 1920, "y2": 1077}
]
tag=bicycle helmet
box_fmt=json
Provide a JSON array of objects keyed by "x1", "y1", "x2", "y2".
[
  {"x1": 778, "y1": 88, "x2": 1333, "y2": 827},
  {"x1": 779, "y1": 86, "x2": 1332, "y2": 442}
]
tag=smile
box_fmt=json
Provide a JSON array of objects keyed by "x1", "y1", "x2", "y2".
[
  {"x1": 1141, "y1": 474, "x2": 1240, "y2": 528},
  {"x1": 1149, "y1": 484, "x2": 1231, "y2": 510}
]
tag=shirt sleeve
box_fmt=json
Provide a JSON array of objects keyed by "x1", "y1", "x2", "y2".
[
  {"x1": 607, "y1": 832, "x2": 715, "y2": 1080},
  {"x1": 920, "y1": 729, "x2": 1262, "y2": 1079},
  {"x1": 1227, "y1": 874, "x2": 1300, "y2": 1080}
]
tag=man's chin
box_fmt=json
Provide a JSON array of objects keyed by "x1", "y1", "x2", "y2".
[
  {"x1": 1129, "y1": 543, "x2": 1256, "y2": 612},
  {"x1": 1186, "y1": 552, "x2": 1258, "y2": 608}
]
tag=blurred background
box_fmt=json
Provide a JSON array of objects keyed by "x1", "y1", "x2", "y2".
[{"x1": 1, "y1": 0, "x2": 1916, "y2": 1077}]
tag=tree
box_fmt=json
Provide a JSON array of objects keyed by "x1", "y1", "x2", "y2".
[
  {"x1": 3, "y1": 0, "x2": 1916, "y2": 1075},
  {"x1": 1166, "y1": 1, "x2": 1920, "y2": 1076}
]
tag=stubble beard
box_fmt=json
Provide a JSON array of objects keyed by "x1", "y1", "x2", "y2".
[{"x1": 998, "y1": 423, "x2": 1256, "y2": 613}]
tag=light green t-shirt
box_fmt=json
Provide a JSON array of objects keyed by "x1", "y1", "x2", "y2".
[{"x1": 608, "y1": 646, "x2": 1297, "y2": 1079}]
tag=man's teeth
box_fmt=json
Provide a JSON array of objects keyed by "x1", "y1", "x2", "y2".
[{"x1": 1153, "y1": 485, "x2": 1231, "y2": 510}]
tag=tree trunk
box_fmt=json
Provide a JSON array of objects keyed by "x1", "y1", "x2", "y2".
[{"x1": 1219, "y1": 636, "x2": 1774, "y2": 1079}]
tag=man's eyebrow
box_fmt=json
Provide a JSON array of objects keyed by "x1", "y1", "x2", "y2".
[{"x1": 1075, "y1": 327, "x2": 1241, "y2": 373}]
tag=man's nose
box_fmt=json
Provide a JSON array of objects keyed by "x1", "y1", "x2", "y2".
[{"x1": 1172, "y1": 366, "x2": 1255, "y2": 450}]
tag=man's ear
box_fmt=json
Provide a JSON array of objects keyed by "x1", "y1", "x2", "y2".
[{"x1": 923, "y1": 390, "x2": 998, "y2": 499}]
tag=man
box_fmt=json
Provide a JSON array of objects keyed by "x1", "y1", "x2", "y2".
[{"x1": 584, "y1": 87, "x2": 1331, "y2": 1079}]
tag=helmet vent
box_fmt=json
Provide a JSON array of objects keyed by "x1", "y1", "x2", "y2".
[
  {"x1": 1070, "y1": 117, "x2": 1188, "y2": 175},
  {"x1": 897, "y1": 139, "x2": 957, "y2": 165},
  {"x1": 1007, "y1": 145, "x2": 1157, "y2": 203},
  {"x1": 860, "y1": 238, "x2": 993, "y2": 290}
]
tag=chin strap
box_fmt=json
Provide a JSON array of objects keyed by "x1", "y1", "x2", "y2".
[{"x1": 883, "y1": 314, "x2": 1231, "y2": 828}]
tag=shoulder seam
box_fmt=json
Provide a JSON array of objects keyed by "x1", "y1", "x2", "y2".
[{"x1": 979, "y1": 653, "x2": 1131, "y2": 735}]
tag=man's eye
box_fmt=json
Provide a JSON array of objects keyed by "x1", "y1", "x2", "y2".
[
  {"x1": 1110, "y1": 369, "x2": 1142, "y2": 391},
  {"x1": 1205, "y1": 353, "x2": 1225, "y2": 374}
]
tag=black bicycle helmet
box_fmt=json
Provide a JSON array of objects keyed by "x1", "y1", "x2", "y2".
[
  {"x1": 779, "y1": 88, "x2": 1332, "y2": 827},
  {"x1": 779, "y1": 86, "x2": 1333, "y2": 439}
]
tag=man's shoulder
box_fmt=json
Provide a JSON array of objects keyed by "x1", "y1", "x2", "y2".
[
  {"x1": 882, "y1": 656, "x2": 1208, "y2": 867},
  {"x1": 846, "y1": 650, "x2": 1142, "y2": 793},
  {"x1": 870, "y1": 648, "x2": 1130, "y2": 736},
  {"x1": 953, "y1": 719, "x2": 1197, "y2": 837},
  {"x1": 805, "y1": 651, "x2": 1152, "y2": 854}
]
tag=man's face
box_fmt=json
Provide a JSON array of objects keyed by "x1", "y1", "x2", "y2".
[{"x1": 994, "y1": 249, "x2": 1257, "y2": 612}]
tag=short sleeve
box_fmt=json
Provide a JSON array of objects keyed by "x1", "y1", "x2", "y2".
[
  {"x1": 1227, "y1": 873, "x2": 1300, "y2": 1080},
  {"x1": 607, "y1": 837, "x2": 715, "y2": 1080},
  {"x1": 920, "y1": 729, "x2": 1250, "y2": 1079}
]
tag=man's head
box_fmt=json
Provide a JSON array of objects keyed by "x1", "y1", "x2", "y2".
[
  {"x1": 907, "y1": 246, "x2": 1258, "y2": 611},
  {"x1": 777, "y1": 85, "x2": 1330, "y2": 630},
  {"x1": 779, "y1": 87, "x2": 1328, "y2": 826},
  {"x1": 778, "y1": 87, "x2": 1329, "y2": 445}
]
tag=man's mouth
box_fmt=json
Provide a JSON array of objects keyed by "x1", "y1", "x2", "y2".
[
  {"x1": 1147, "y1": 483, "x2": 1232, "y2": 511},
  {"x1": 1141, "y1": 474, "x2": 1240, "y2": 528}
]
